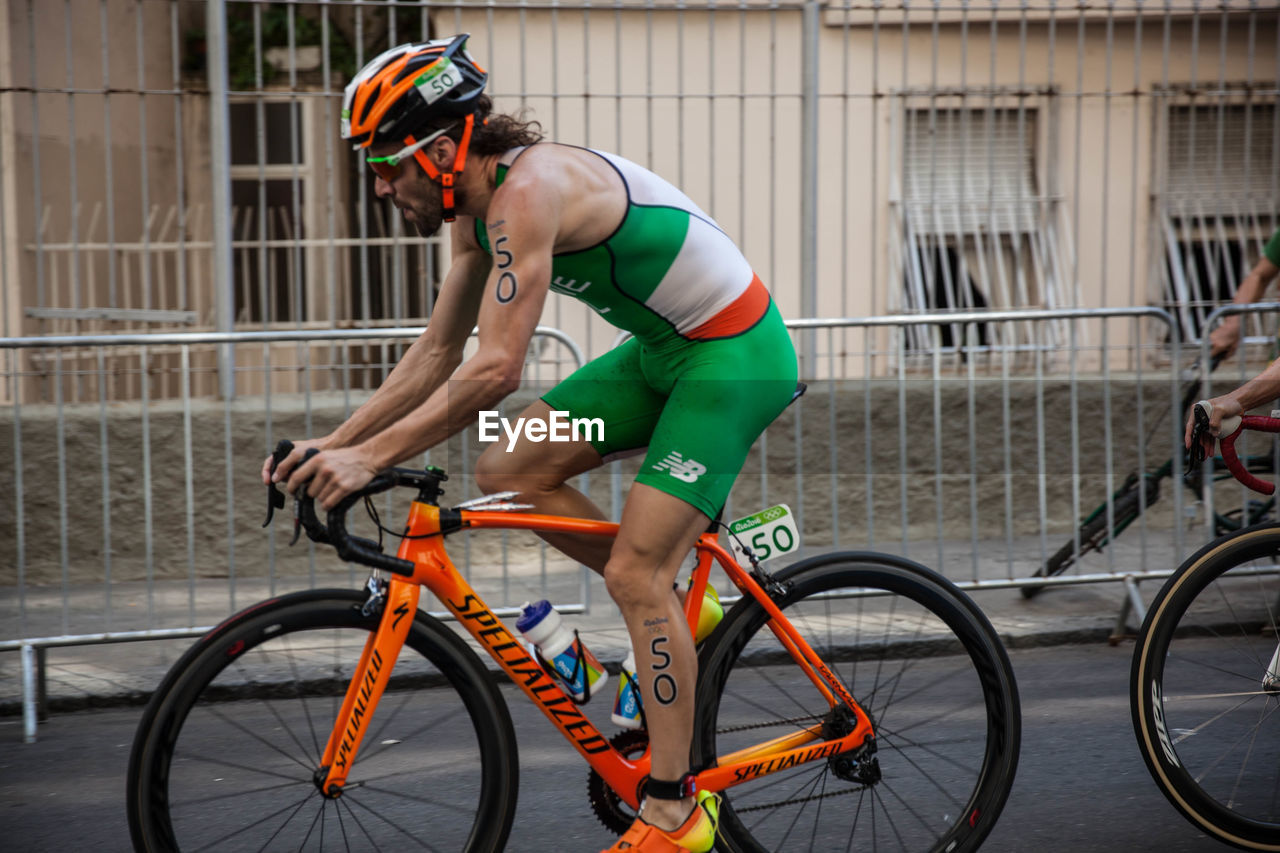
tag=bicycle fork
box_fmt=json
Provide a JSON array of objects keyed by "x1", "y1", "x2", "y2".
[{"x1": 314, "y1": 576, "x2": 421, "y2": 797}]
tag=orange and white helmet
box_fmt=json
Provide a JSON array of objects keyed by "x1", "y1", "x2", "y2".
[
  {"x1": 341, "y1": 34, "x2": 488, "y2": 221},
  {"x1": 341, "y1": 34, "x2": 487, "y2": 150}
]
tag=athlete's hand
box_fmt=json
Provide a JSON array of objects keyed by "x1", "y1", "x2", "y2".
[
  {"x1": 1185, "y1": 395, "x2": 1244, "y2": 457},
  {"x1": 285, "y1": 445, "x2": 381, "y2": 511},
  {"x1": 1208, "y1": 316, "x2": 1243, "y2": 359},
  {"x1": 262, "y1": 437, "x2": 328, "y2": 487}
]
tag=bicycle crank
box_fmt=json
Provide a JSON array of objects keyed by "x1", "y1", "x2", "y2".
[{"x1": 587, "y1": 730, "x2": 650, "y2": 835}]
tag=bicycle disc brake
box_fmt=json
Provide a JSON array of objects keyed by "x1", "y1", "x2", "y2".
[{"x1": 587, "y1": 729, "x2": 650, "y2": 835}]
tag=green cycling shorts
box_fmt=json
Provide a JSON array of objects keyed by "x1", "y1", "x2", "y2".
[{"x1": 541, "y1": 300, "x2": 798, "y2": 519}]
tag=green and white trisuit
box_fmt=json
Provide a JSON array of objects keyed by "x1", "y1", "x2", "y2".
[{"x1": 476, "y1": 145, "x2": 798, "y2": 519}]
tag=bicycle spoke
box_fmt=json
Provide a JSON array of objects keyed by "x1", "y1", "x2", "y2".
[
  {"x1": 169, "y1": 777, "x2": 315, "y2": 810},
  {"x1": 343, "y1": 791, "x2": 443, "y2": 851},
  {"x1": 194, "y1": 701, "x2": 319, "y2": 775},
  {"x1": 166, "y1": 748, "x2": 315, "y2": 791},
  {"x1": 187, "y1": 787, "x2": 316, "y2": 853},
  {"x1": 351, "y1": 780, "x2": 477, "y2": 812}
]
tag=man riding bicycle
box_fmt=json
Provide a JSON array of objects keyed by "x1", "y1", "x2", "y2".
[{"x1": 264, "y1": 34, "x2": 798, "y2": 853}]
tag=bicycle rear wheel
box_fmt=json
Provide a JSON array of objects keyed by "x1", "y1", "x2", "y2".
[
  {"x1": 127, "y1": 589, "x2": 518, "y2": 852},
  {"x1": 1131, "y1": 524, "x2": 1280, "y2": 851},
  {"x1": 694, "y1": 552, "x2": 1020, "y2": 853}
]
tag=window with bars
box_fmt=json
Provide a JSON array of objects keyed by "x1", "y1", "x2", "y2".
[
  {"x1": 893, "y1": 105, "x2": 1066, "y2": 357},
  {"x1": 229, "y1": 99, "x2": 311, "y2": 325},
  {"x1": 226, "y1": 97, "x2": 440, "y2": 328},
  {"x1": 1156, "y1": 100, "x2": 1280, "y2": 347}
]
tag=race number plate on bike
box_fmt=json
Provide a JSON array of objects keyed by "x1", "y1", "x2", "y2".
[{"x1": 727, "y1": 504, "x2": 800, "y2": 567}]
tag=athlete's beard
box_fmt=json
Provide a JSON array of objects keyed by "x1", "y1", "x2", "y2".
[
  {"x1": 413, "y1": 208, "x2": 443, "y2": 238},
  {"x1": 410, "y1": 181, "x2": 463, "y2": 237}
]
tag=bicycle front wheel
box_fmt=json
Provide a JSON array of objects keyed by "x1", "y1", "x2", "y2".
[
  {"x1": 1131, "y1": 523, "x2": 1280, "y2": 851},
  {"x1": 695, "y1": 552, "x2": 1021, "y2": 853},
  {"x1": 127, "y1": 589, "x2": 519, "y2": 852}
]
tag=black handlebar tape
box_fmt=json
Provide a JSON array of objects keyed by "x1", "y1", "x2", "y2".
[
  {"x1": 326, "y1": 472, "x2": 416, "y2": 576},
  {"x1": 292, "y1": 448, "x2": 333, "y2": 544}
]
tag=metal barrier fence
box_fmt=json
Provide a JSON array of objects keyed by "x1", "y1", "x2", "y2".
[{"x1": 8, "y1": 306, "x2": 1280, "y2": 739}]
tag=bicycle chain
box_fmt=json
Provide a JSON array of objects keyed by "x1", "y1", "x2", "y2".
[
  {"x1": 716, "y1": 714, "x2": 822, "y2": 734},
  {"x1": 731, "y1": 784, "x2": 866, "y2": 814}
]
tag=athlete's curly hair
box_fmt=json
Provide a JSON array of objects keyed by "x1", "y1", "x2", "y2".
[{"x1": 420, "y1": 94, "x2": 543, "y2": 156}]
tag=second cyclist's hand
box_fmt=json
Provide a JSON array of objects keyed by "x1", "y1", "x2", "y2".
[
  {"x1": 1185, "y1": 396, "x2": 1244, "y2": 457},
  {"x1": 287, "y1": 445, "x2": 380, "y2": 511},
  {"x1": 1208, "y1": 317, "x2": 1242, "y2": 359}
]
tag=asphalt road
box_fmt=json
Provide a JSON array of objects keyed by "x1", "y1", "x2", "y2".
[{"x1": 0, "y1": 642, "x2": 1239, "y2": 852}]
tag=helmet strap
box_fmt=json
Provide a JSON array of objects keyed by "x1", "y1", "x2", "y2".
[{"x1": 409, "y1": 113, "x2": 476, "y2": 223}]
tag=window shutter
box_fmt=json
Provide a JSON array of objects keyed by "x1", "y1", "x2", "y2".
[
  {"x1": 903, "y1": 109, "x2": 1039, "y2": 235},
  {"x1": 1164, "y1": 103, "x2": 1278, "y2": 217}
]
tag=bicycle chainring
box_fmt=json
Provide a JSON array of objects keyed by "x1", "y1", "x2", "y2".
[{"x1": 587, "y1": 729, "x2": 650, "y2": 835}]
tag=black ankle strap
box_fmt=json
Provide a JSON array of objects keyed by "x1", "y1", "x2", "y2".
[{"x1": 645, "y1": 773, "x2": 697, "y2": 800}]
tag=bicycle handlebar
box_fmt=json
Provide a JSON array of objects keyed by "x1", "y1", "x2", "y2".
[
  {"x1": 1191, "y1": 402, "x2": 1280, "y2": 496},
  {"x1": 266, "y1": 439, "x2": 442, "y2": 577}
]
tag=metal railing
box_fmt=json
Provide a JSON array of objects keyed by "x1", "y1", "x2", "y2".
[{"x1": 11, "y1": 307, "x2": 1280, "y2": 741}]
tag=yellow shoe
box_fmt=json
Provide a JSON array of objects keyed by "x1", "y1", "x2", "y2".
[{"x1": 601, "y1": 790, "x2": 719, "y2": 853}]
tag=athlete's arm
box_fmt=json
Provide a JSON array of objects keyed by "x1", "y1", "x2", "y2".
[
  {"x1": 1208, "y1": 254, "x2": 1280, "y2": 358},
  {"x1": 1185, "y1": 354, "x2": 1280, "y2": 451},
  {"x1": 289, "y1": 174, "x2": 563, "y2": 508},
  {"x1": 263, "y1": 223, "x2": 490, "y2": 486},
  {"x1": 322, "y1": 224, "x2": 491, "y2": 445}
]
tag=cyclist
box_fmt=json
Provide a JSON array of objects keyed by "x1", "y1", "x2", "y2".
[
  {"x1": 1207, "y1": 225, "x2": 1280, "y2": 358},
  {"x1": 1193, "y1": 227, "x2": 1280, "y2": 448},
  {"x1": 264, "y1": 34, "x2": 798, "y2": 853}
]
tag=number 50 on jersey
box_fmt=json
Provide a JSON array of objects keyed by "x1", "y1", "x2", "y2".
[{"x1": 727, "y1": 504, "x2": 800, "y2": 567}]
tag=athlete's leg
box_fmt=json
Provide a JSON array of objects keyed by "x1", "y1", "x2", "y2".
[
  {"x1": 477, "y1": 340, "x2": 666, "y2": 573},
  {"x1": 604, "y1": 482, "x2": 711, "y2": 832},
  {"x1": 474, "y1": 399, "x2": 615, "y2": 572}
]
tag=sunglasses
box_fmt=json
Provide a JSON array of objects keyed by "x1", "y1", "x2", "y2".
[{"x1": 365, "y1": 124, "x2": 454, "y2": 182}]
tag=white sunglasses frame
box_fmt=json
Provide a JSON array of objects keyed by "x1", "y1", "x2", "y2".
[{"x1": 364, "y1": 123, "x2": 456, "y2": 173}]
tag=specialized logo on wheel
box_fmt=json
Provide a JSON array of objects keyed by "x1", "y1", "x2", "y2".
[
  {"x1": 1150, "y1": 680, "x2": 1180, "y2": 767},
  {"x1": 653, "y1": 451, "x2": 706, "y2": 483}
]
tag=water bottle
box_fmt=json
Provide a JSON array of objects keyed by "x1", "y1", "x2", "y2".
[
  {"x1": 693, "y1": 582, "x2": 724, "y2": 645},
  {"x1": 611, "y1": 649, "x2": 644, "y2": 729},
  {"x1": 516, "y1": 600, "x2": 608, "y2": 702}
]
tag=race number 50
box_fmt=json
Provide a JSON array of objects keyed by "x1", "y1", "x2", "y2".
[{"x1": 727, "y1": 504, "x2": 800, "y2": 567}]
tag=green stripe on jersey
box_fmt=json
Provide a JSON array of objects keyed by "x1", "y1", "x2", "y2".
[{"x1": 610, "y1": 205, "x2": 688, "y2": 304}]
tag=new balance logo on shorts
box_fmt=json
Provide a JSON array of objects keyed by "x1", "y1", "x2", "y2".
[{"x1": 653, "y1": 451, "x2": 707, "y2": 483}]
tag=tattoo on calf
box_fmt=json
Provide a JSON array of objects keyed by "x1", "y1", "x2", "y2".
[{"x1": 643, "y1": 616, "x2": 669, "y2": 635}]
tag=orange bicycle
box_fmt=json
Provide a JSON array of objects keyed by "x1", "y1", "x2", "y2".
[{"x1": 127, "y1": 441, "x2": 1021, "y2": 852}]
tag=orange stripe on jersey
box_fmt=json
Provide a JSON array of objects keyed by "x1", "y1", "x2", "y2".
[{"x1": 686, "y1": 275, "x2": 771, "y2": 341}]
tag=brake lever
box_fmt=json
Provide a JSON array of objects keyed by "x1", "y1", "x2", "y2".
[
  {"x1": 1186, "y1": 403, "x2": 1210, "y2": 468},
  {"x1": 263, "y1": 439, "x2": 294, "y2": 528}
]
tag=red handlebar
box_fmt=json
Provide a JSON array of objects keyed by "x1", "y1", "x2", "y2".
[{"x1": 1217, "y1": 416, "x2": 1280, "y2": 495}]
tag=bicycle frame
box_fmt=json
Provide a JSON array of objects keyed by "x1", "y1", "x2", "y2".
[{"x1": 313, "y1": 500, "x2": 874, "y2": 807}]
